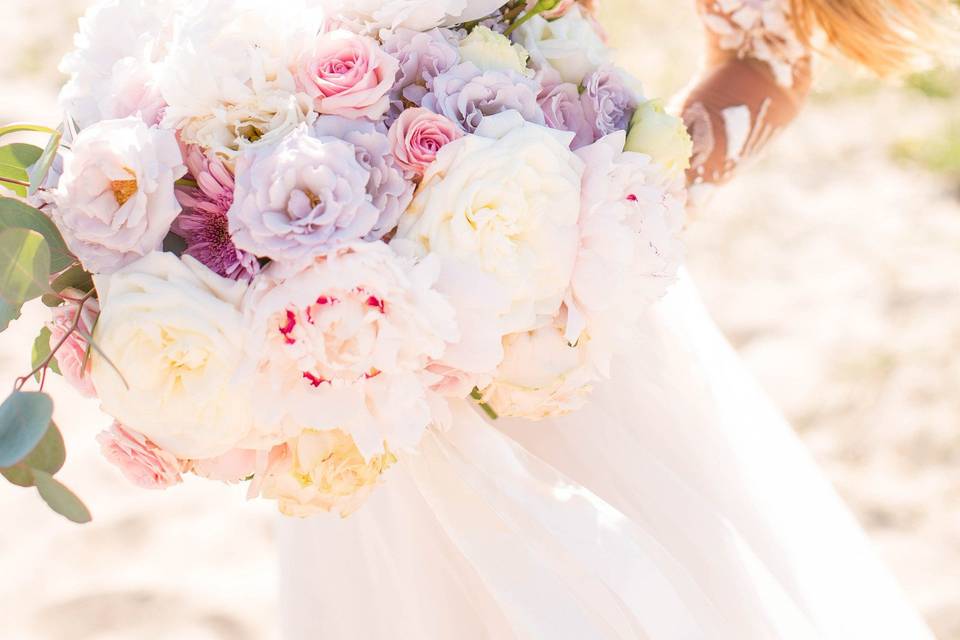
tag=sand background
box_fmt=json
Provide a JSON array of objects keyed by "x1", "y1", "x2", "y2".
[{"x1": 1, "y1": 1, "x2": 958, "y2": 638}]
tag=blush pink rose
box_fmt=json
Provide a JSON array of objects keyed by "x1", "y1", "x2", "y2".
[
  {"x1": 97, "y1": 423, "x2": 184, "y2": 490},
  {"x1": 191, "y1": 449, "x2": 258, "y2": 483},
  {"x1": 296, "y1": 30, "x2": 400, "y2": 120},
  {"x1": 49, "y1": 289, "x2": 100, "y2": 398},
  {"x1": 387, "y1": 107, "x2": 462, "y2": 177}
]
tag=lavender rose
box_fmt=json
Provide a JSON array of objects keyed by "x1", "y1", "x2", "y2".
[
  {"x1": 581, "y1": 66, "x2": 643, "y2": 139},
  {"x1": 381, "y1": 28, "x2": 461, "y2": 123},
  {"x1": 228, "y1": 125, "x2": 379, "y2": 267},
  {"x1": 312, "y1": 115, "x2": 414, "y2": 240},
  {"x1": 422, "y1": 62, "x2": 544, "y2": 133},
  {"x1": 538, "y1": 80, "x2": 593, "y2": 150}
]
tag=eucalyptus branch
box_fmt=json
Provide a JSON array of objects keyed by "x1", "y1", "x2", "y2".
[
  {"x1": 0, "y1": 176, "x2": 31, "y2": 188},
  {"x1": 14, "y1": 289, "x2": 96, "y2": 392}
]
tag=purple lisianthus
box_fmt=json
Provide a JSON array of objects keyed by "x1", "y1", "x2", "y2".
[
  {"x1": 539, "y1": 81, "x2": 593, "y2": 150},
  {"x1": 422, "y1": 62, "x2": 545, "y2": 133},
  {"x1": 174, "y1": 145, "x2": 260, "y2": 280},
  {"x1": 581, "y1": 66, "x2": 642, "y2": 139},
  {"x1": 228, "y1": 125, "x2": 379, "y2": 268},
  {"x1": 312, "y1": 115, "x2": 414, "y2": 240},
  {"x1": 381, "y1": 28, "x2": 461, "y2": 124}
]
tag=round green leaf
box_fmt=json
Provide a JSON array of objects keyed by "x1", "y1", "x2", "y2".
[
  {"x1": 0, "y1": 228, "x2": 52, "y2": 332},
  {"x1": 0, "y1": 198, "x2": 73, "y2": 273},
  {"x1": 33, "y1": 469, "x2": 91, "y2": 524},
  {"x1": 1, "y1": 421, "x2": 65, "y2": 487},
  {"x1": 0, "y1": 391, "x2": 53, "y2": 467}
]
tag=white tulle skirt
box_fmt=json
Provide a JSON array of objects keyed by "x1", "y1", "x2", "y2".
[{"x1": 277, "y1": 272, "x2": 933, "y2": 640}]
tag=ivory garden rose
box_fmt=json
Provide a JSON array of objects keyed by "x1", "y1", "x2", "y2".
[
  {"x1": 90, "y1": 252, "x2": 265, "y2": 459},
  {"x1": 395, "y1": 111, "x2": 583, "y2": 334}
]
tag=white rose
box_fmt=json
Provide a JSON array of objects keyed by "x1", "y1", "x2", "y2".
[
  {"x1": 318, "y1": 0, "x2": 509, "y2": 33},
  {"x1": 624, "y1": 99, "x2": 694, "y2": 179},
  {"x1": 458, "y1": 26, "x2": 531, "y2": 75},
  {"x1": 396, "y1": 111, "x2": 584, "y2": 335},
  {"x1": 479, "y1": 318, "x2": 597, "y2": 420},
  {"x1": 244, "y1": 242, "x2": 459, "y2": 458},
  {"x1": 91, "y1": 252, "x2": 262, "y2": 459},
  {"x1": 515, "y1": 6, "x2": 611, "y2": 85},
  {"x1": 53, "y1": 117, "x2": 186, "y2": 274}
]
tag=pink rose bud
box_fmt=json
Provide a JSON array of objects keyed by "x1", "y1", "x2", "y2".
[
  {"x1": 387, "y1": 108, "x2": 463, "y2": 177},
  {"x1": 295, "y1": 30, "x2": 400, "y2": 120},
  {"x1": 49, "y1": 289, "x2": 100, "y2": 398},
  {"x1": 97, "y1": 423, "x2": 185, "y2": 490}
]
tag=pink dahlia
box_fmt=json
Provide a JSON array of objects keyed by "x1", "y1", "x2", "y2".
[{"x1": 173, "y1": 145, "x2": 260, "y2": 280}]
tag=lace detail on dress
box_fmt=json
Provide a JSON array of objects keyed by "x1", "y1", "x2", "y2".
[{"x1": 699, "y1": 0, "x2": 808, "y2": 87}]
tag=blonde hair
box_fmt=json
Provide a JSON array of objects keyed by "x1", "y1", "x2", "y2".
[{"x1": 791, "y1": 0, "x2": 960, "y2": 75}]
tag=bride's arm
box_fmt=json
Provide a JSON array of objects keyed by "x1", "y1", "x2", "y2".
[{"x1": 679, "y1": 0, "x2": 812, "y2": 189}]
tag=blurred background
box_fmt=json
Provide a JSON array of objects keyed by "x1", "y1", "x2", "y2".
[{"x1": 1, "y1": 1, "x2": 958, "y2": 638}]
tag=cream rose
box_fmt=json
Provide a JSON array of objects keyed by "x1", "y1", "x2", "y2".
[
  {"x1": 458, "y1": 26, "x2": 530, "y2": 75},
  {"x1": 91, "y1": 252, "x2": 264, "y2": 459},
  {"x1": 625, "y1": 99, "x2": 694, "y2": 179},
  {"x1": 53, "y1": 117, "x2": 186, "y2": 274},
  {"x1": 515, "y1": 6, "x2": 611, "y2": 85},
  {"x1": 395, "y1": 111, "x2": 583, "y2": 334}
]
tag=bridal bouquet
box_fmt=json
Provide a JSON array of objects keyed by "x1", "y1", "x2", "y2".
[{"x1": 0, "y1": 0, "x2": 692, "y2": 520}]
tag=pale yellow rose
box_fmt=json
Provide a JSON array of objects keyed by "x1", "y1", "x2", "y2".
[
  {"x1": 624, "y1": 99, "x2": 694, "y2": 179},
  {"x1": 255, "y1": 429, "x2": 397, "y2": 518},
  {"x1": 458, "y1": 26, "x2": 530, "y2": 75}
]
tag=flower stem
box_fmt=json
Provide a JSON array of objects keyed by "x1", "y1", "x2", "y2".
[
  {"x1": 15, "y1": 289, "x2": 96, "y2": 392},
  {"x1": 504, "y1": 0, "x2": 561, "y2": 36}
]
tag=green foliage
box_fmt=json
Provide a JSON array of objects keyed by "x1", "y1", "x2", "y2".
[
  {"x1": 51, "y1": 263, "x2": 94, "y2": 294},
  {"x1": 28, "y1": 126, "x2": 62, "y2": 196},
  {"x1": 31, "y1": 326, "x2": 61, "y2": 382},
  {"x1": 0, "y1": 391, "x2": 54, "y2": 468},
  {"x1": 905, "y1": 68, "x2": 960, "y2": 100},
  {"x1": 0, "y1": 197, "x2": 73, "y2": 272},
  {"x1": 892, "y1": 122, "x2": 960, "y2": 178},
  {"x1": 33, "y1": 469, "x2": 92, "y2": 524},
  {"x1": 1, "y1": 421, "x2": 65, "y2": 487},
  {"x1": 0, "y1": 228, "x2": 51, "y2": 331},
  {"x1": 0, "y1": 143, "x2": 42, "y2": 197}
]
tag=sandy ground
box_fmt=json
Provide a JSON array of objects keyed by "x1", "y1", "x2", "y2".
[{"x1": 1, "y1": 1, "x2": 958, "y2": 639}]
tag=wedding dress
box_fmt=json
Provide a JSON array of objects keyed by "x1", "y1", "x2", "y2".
[{"x1": 278, "y1": 2, "x2": 935, "y2": 638}]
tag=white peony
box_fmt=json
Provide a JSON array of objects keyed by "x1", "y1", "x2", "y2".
[
  {"x1": 317, "y1": 0, "x2": 510, "y2": 34},
  {"x1": 90, "y1": 252, "x2": 264, "y2": 459},
  {"x1": 515, "y1": 6, "x2": 611, "y2": 85},
  {"x1": 53, "y1": 117, "x2": 186, "y2": 274},
  {"x1": 158, "y1": 0, "x2": 320, "y2": 159},
  {"x1": 566, "y1": 131, "x2": 685, "y2": 359},
  {"x1": 458, "y1": 26, "x2": 531, "y2": 75},
  {"x1": 396, "y1": 111, "x2": 584, "y2": 335},
  {"x1": 244, "y1": 242, "x2": 459, "y2": 458},
  {"x1": 58, "y1": 0, "x2": 185, "y2": 129}
]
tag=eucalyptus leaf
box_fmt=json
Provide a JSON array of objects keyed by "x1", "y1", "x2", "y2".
[
  {"x1": 33, "y1": 469, "x2": 91, "y2": 524},
  {"x1": 27, "y1": 126, "x2": 63, "y2": 196},
  {"x1": 31, "y1": 326, "x2": 61, "y2": 382},
  {"x1": 0, "y1": 124, "x2": 59, "y2": 140},
  {"x1": 0, "y1": 391, "x2": 53, "y2": 467},
  {"x1": 0, "y1": 144, "x2": 43, "y2": 197},
  {"x1": 0, "y1": 421, "x2": 65, "y2": 487},
  {"x1": 51, "y1": 263, "x2": 94, "y2": 294},
  {"x1": 0, "y1": 229, "x2": 51, "y2": 331},
  {"x1": 0, "y1": 197, "x2": 73, "y2": 272}
]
